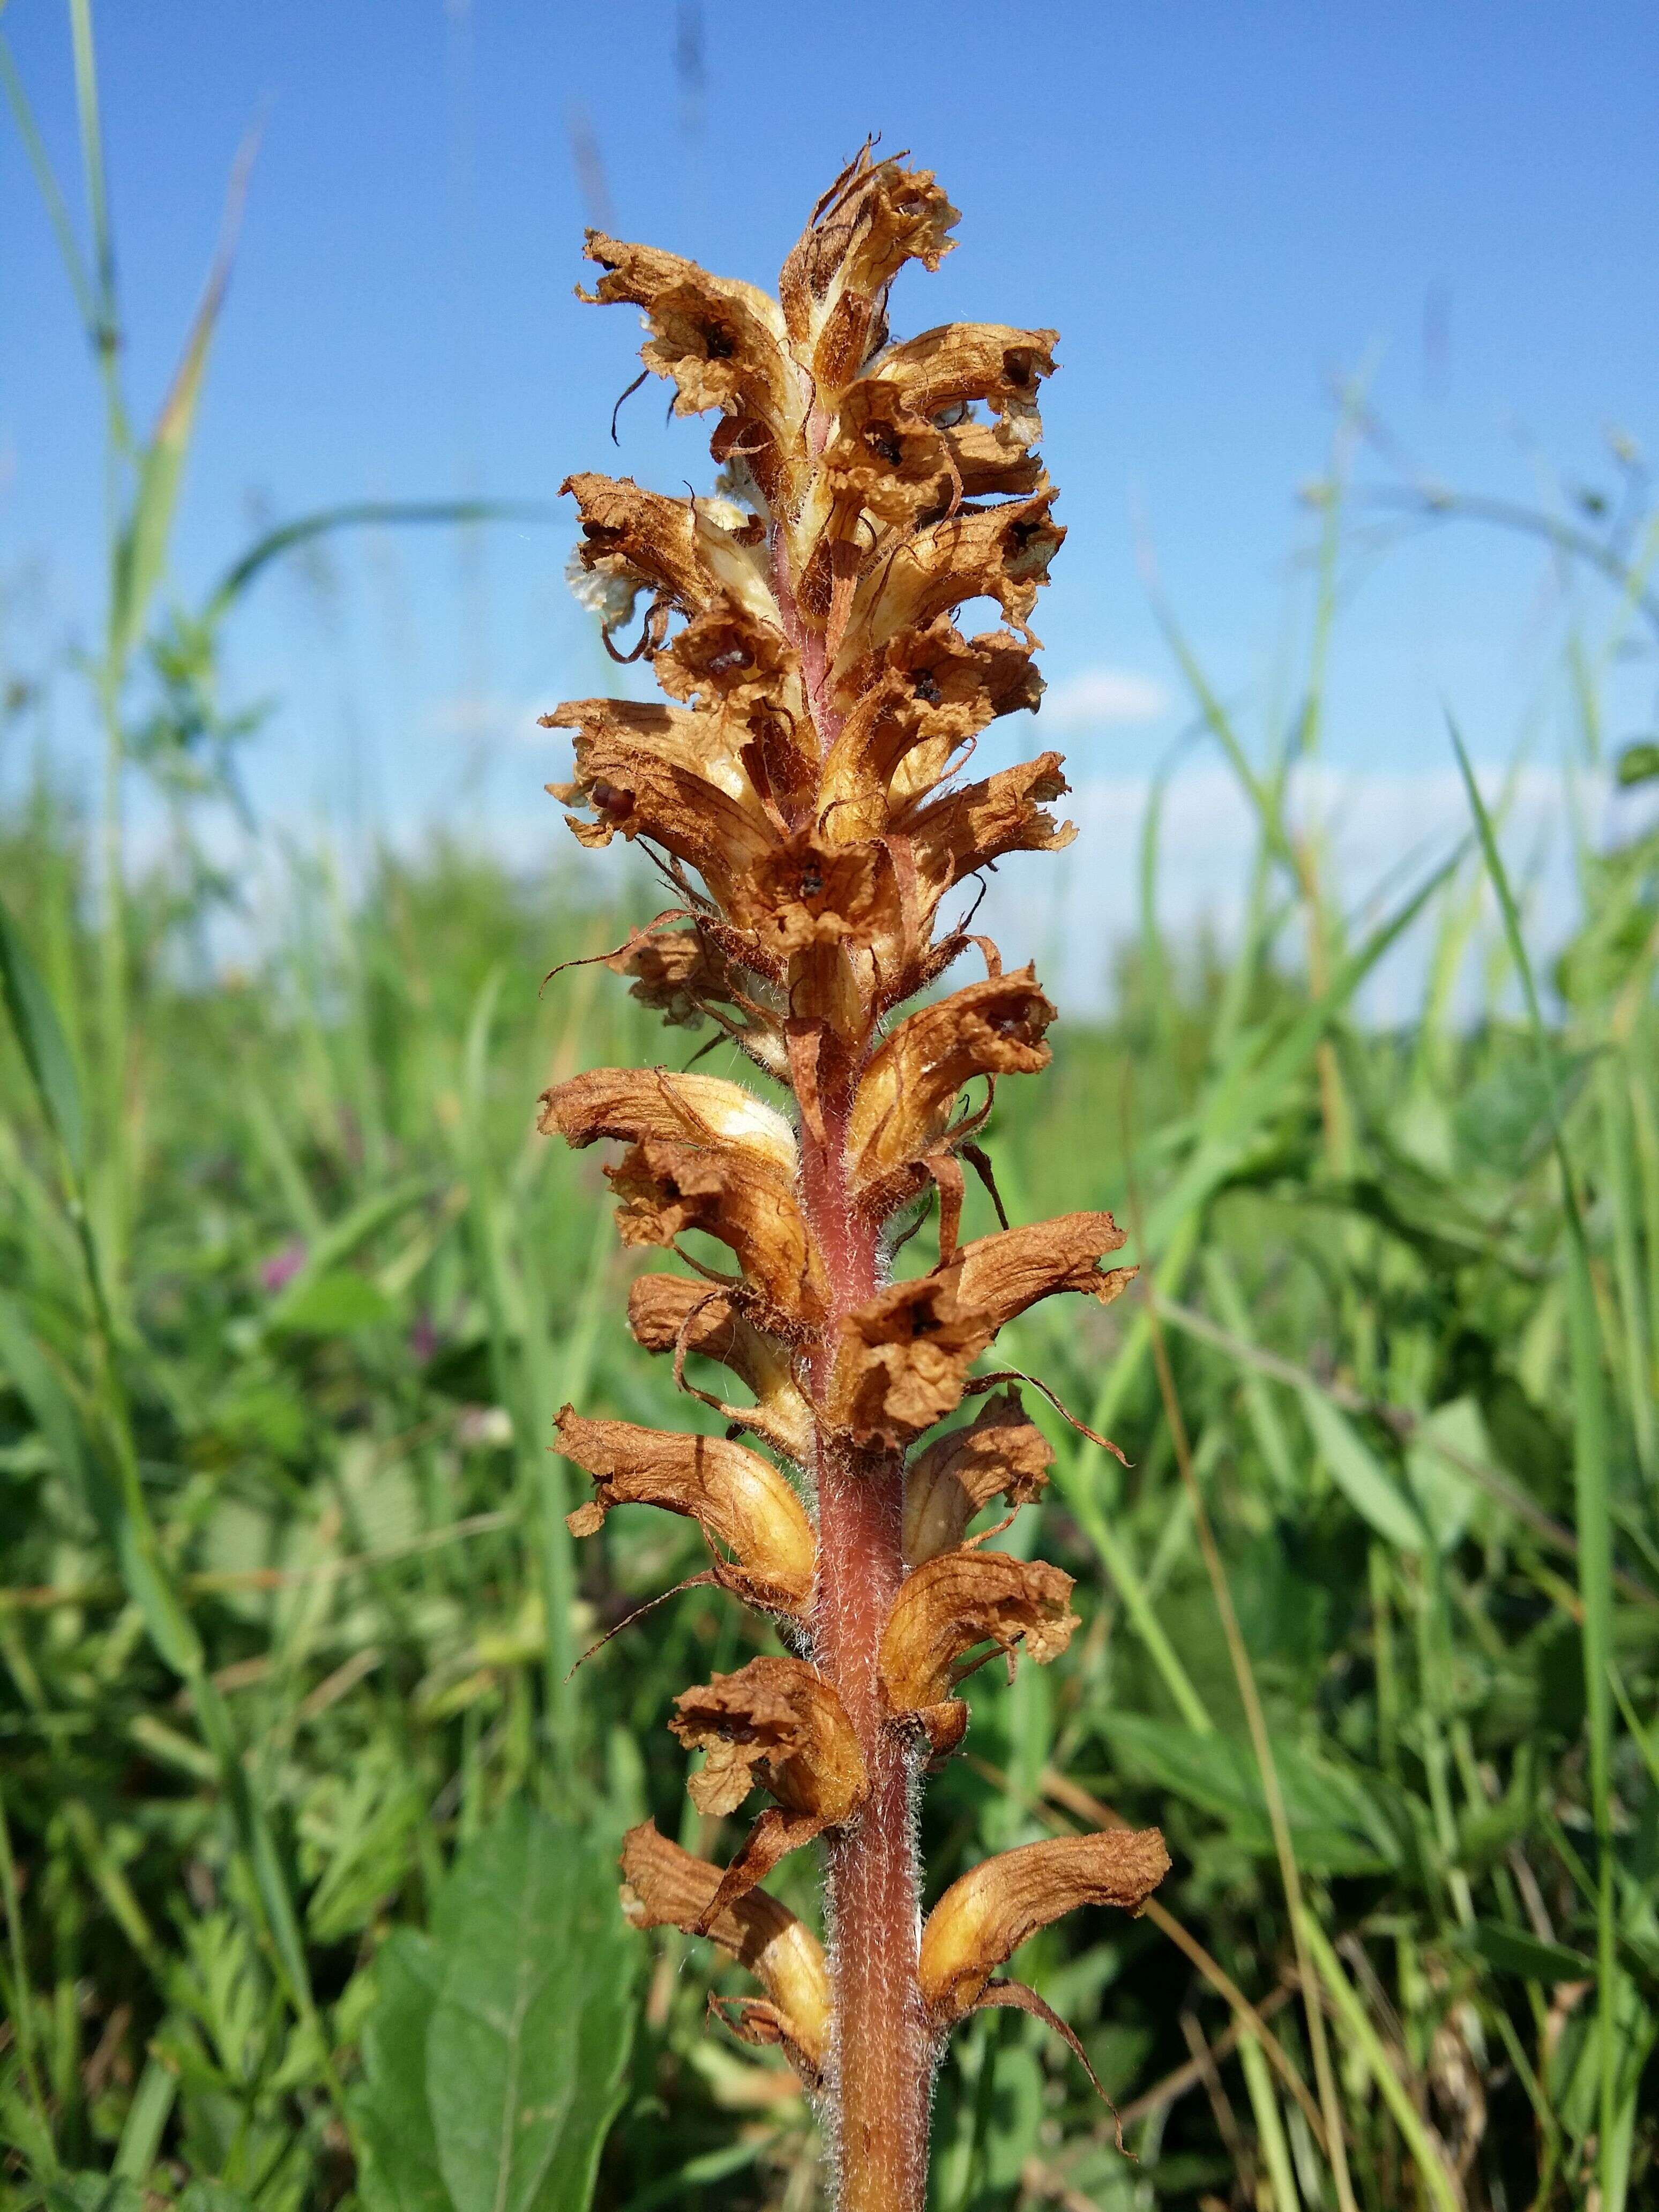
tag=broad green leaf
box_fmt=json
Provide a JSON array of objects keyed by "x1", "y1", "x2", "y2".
[
  {"x1": 1465, "y1": 1922, "x2": 1595, "y2": 1986},
  {"x1": 1615, "y1": 738, "x2": 1659, "y2": 787},
  {"x1": 0, "y1": 891, "x2": 86, "y2": 1177},
  {"x1": 274, "y1": 1268, "x2": 398, "y2": 1336},
  {"x1": 355, "y1": 1930, "x2": 453, "y2": 2212},
  {"x1": 44, "y1": 2180, "x2": 145, "y2": 2212},
  {"x1": 1298, "y1": 1386, "x2": 1428, "y2": 1553},
  {"x1": 424, "y1": 1805, "x2": 638, "y2": 2212},
  {"x1": 178, "y1": 2187, "x2": 259, "y2": 2212},
  {"x1": 1408, "y1": 1394, "x2": 1493, "y2": 1552},
  {"x1": 262, "y1": 1177, "x2": 437, "y2": 1331}
]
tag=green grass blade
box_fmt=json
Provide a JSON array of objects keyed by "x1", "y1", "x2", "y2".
[
  {"x1": 1299, "y1": 1911, "x2": 1462, "y2": 2212},
  {"x1": 1451, "y1": 720, "x2": 1621, "y2": 2207},
  {"x1": 0, "y1": 890, "x2": 87, "y2": 1180}
]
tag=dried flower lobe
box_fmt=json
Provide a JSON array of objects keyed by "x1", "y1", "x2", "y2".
[
  {"x1": 671, "y1": 1655, "x2": 869, "y2": 1915},
  {"x1": 918, "y1": 1829, "x2": 1171, "y2": 2028},
  {"x1": 556, "y1": 1407, "x2": 814, "y2": 1612},
  {"x1": 620, "y1": 1820, "x2": 831, "y2": 2077}
]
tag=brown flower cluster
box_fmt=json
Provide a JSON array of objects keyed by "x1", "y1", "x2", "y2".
[{"x1": 541, "y1": 148, "x2": 1167, "y2": 2210}]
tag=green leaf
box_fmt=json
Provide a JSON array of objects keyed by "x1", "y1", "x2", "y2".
[
  {"x1": 261, "y1": 1177, "x2": 437, "y2": 1331},
  {"x1": 1464, "y1": 1921, "x2": 1595, "y2": 1986},
  {"x1": 1298, "y1": 1386, "x2": 1428, "y2": 1553},
  {"x1": 424, "y1": 1804, "x2": 639, "y2": 2212},
  {"x1": 1615, "y1": 738, "x2": 1659, "y2": 787},
  {"x1": 43, "y1": 2180, "x2": 145, "y2": 2212},
  {"x1": 1453, "y1": 1047, "x2": 1596, "y2": 1180},
  {"x1": 0, "y1": 891, "x2": 86, "y2": 1178},
  {"x1": 355, "y1": 1931, "x2": 453, "y2": 2212},
  {"x1": 1407, "y1": 1395, "x2": 1492, "y2": 1552},
  {"x1": 177, "y1": 2187, "x2": 259, "y2": 2212},
  {"x1": 273, "y1": 1269, "x2": 397, "y2": 1336},
  {"x1": 0, "y1": 1292, "x2": 92, "y2": 1500}
]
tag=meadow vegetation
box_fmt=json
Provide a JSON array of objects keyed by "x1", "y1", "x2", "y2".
[{"x1": 3, "y1": 13, "x2": 1659, "y2": 2210}]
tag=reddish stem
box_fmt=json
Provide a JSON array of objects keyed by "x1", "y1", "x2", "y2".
[
  {"x1": 778, "y1": 506, "x2": 932, "y2": 2208},
  {"x1": 801, "y1": 1100, "x2": 931, "y2": 2212}
]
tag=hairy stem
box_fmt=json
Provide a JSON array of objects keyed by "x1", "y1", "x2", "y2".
[{"x1": 802, "y1": 1097, "x2": 931, "y2": 2210}]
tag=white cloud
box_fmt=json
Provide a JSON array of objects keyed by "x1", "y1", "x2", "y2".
[{"x1": 1041, "y1": 664, "x2": 1170, "y2": 729}]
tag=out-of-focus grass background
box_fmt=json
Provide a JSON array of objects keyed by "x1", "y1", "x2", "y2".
[{"x1": 4, "y1": 6, "x2": 1659, "y2": 2211}]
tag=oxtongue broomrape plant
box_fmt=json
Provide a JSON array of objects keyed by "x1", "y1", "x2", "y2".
[{"x1": 541, "y1": 148, "x2": 1170, "y2": 2210}]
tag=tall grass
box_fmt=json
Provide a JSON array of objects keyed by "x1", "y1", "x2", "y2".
[{"x1": 3, "y1": 11, "x2": 1658, "y2": 2209}]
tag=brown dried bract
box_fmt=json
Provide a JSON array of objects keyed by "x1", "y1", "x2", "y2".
[
  {"x1": 544, "y1": 698, "x2": 779, "y2": 893},
  {"x1": 879, "y1": 1549, "x2": 1079, "y2": 1722},
  {"x1": 901, "y1": 752, "x2": 1077, "y2": 929},
  {"x1": 902, "y1": 1389, "x2": 1053, "y2": 1565},
  {"x1": 604, "y1": 1138, "x2": 828, "y2": 1331},
  {"x1": 671, "y1": 1656, "x2": 869, "y2": 1917},
  {"x1": 556, "y1": 1406, "x2": 814, "y2": 1612},
  {"x1": 828, "y1": 1213, "x2": 1133, "y2": 1447},
  {"x1": 779, "y1": 149, "x2": 959, "y2": 392},
  {"x1": 820, "y1": 621, "x2": 1042, "y2": 838},
  {"x1": 952, "y1": 1209, "x2": 1134, "y2": 1320},
  {"x1": 840, "y1": 489, "x2": 1064, "y2": 673},
  {"x1": 540, "y1": 1065, "x2": 797, "y2": 1179},
  {"x1": 620, "y1": 1819, "x2": 830, "y2": 2078},
  {"x1": 848, "y1": 968, "x2": 1055, "y2": 1214},
  {"x1": 917, "y1": 1829, "x2": 1171, "y2": 2027},
  {"x1": 627, "y1": 1274, "x2": 812, "y2": 1463},
  {"x1": 563, "y1": 473, "x2": 775, "y2": 629},
  {"x1": 578, "y1": 233, "x2": 802, "y2": 491}
]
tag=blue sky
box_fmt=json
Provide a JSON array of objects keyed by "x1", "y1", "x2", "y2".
[{"x1": 3, "y1": 0, "x2": 1657, "y2": 883}]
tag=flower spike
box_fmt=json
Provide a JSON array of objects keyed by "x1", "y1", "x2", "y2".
[{"x1": 543, "y1": 158, "x2": 1165, "y2": 2211}]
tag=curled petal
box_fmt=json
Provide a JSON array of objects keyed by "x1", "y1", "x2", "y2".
[
  {"x1": 779, "y1": 150, "x2": 959, "y2": 390},
  {"x1": 822, "y1": 379, "x2": 957, "y2": 531},
  {"x1": 943, "y1": 420, "x2": 1045, "y2": 503},
  {"x1": 672, "y1": 1656, "x2": 866, "y2": 1825},
  {"x1": 724, "y1": 838, "x2": 895, "y2": 959},
  {"x1": 604, "y1": 1138, "x2": 827, "y2": 1330},
  {"x1": 545, "y1": 697, "x2": 778, "y2": 887},
  {"x1": 880, "y1": 1550, "x2": 1079, "y2": 1716},
  {"x1": 953, "y1": 1209, "x2": 1133, "y2": 1324},
  {"x1": 628, "y1": 1274, "x2": 812, "y2": 1462},
  {"x1": 828, "y1": 1212, "x2": 1131, "y2": 1445},
  {"x1": 840, "y1": 489, "x2": 1065, "y2": 672},
  {"x1": 903, "y1": 1388, "x2": 1054, "y2": 1565},
  {"x1": 563, "y1": 473, "x2": 776, "y2": 626},
  {"x1": 671, "y1": 1656, "x2": 869, "y2": 1919},
  {"x1": 823, "y1": 621, "x2": 1042, "y2": 835},
  {"x1": 608, "y1": 924, "x2": 736, "y2": 1017},
  {"x1": 869, "y1": 321, "x2": 1058, "y2": 430},
  {"x1": 556, "y1": 1407, "x2": 814, "y2": 1611},
  {"x1": 540, "y1": 1066, "x2": 797, "y2": 1179},
  {"x1": 849, "y1": 968, "x2": 1055, "y2": 1208},
  {"x1": 605, "y1": 925, "x2": 789, "y2": 1079},
  {"x1": 578, "y1": 231, "x2": 802, "y2": 473},
  {"x1": 619, "y1": 1819, "x2": 830, "y2": 2074},
  {"x1": 654, "y1": 604, "x2": 805, "y2": 721},
  {"x1": 827, "y1": 1271, "x2": 990, "y2": 1447},
  {"x1": 917, "y1": 1829, "x2": 1171, "y2": 2027},
  {"x1": 903, "y1": 752, "x2": 1077, "y2": 921}
]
